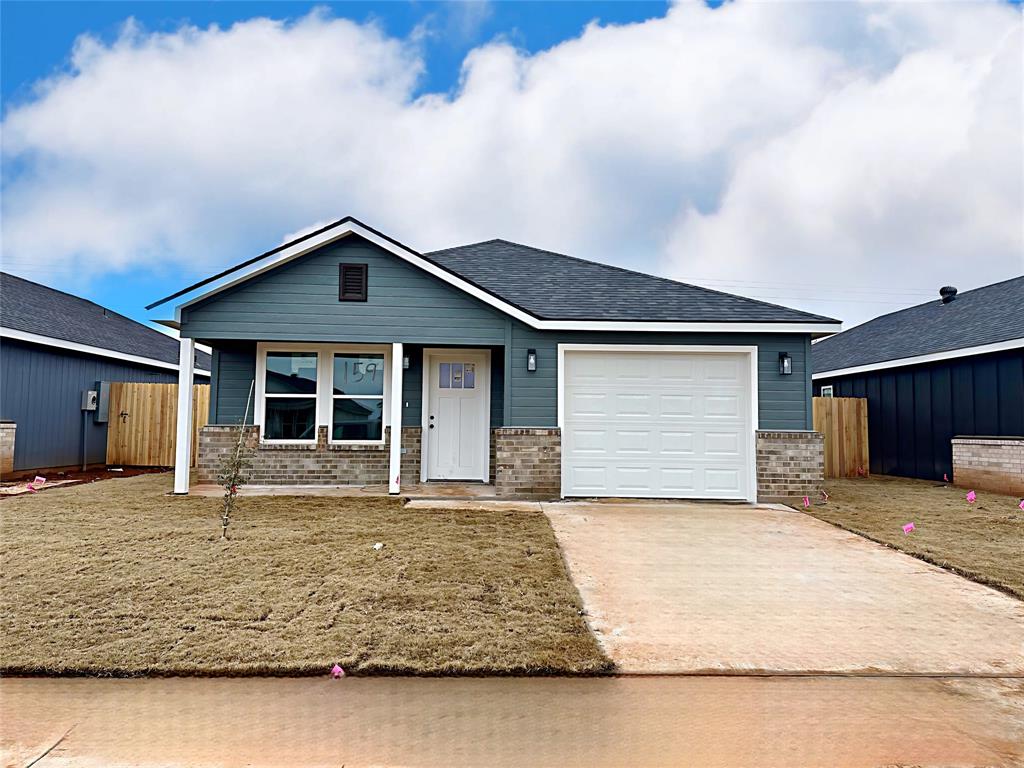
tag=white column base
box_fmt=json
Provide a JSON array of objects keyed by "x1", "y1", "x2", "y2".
[
  {"x1": 173, "y1": 337, "x2": 196, "y2": 494},
  {"x1": 388, "y1": 342, "x2": 404, "y2": 494}
]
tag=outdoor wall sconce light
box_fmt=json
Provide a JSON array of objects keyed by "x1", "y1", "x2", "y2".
[
  {"x1": 527, "y1": 349, "x2": 538, "y2": 372},
  {"x1": 779, "y1": 352, "x2": 793, "y2": 375}
]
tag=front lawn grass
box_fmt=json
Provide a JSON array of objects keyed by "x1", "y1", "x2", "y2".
[
  {"x1": 0, "y1": 473, "x2": 610, "y2": 676},
  {"x1": 808, "y1": 475, "x2": 1024, "y2": 600}
]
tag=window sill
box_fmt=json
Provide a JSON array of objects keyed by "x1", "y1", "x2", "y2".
[
  {"x1": 327, "y1": 441, "x2": 386, "y2": 451},
  {"x1": 259, "y1": 441, "x2": 318, "y2": 451}
]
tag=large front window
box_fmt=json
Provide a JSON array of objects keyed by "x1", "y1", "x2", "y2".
[
  {"x1": 264, "y1": 351, "x2": 317, "y2": 441},
  {"x1": 332, "y1": 354, "x2": 384, "y2": 441}
]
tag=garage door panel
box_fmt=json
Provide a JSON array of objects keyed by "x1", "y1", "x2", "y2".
[
  {"x1": 563, "y1": 350, "x2": 753, "y2": 499},
  {"x1": 704, "y1": 395, "x2": 742, "y2": 418},
  {"x1": 705, "y1": 468, "x2": 742, "y2": 494},
  {"x1": 704, "y1": 431, "x2": 742, "y2": 456}
]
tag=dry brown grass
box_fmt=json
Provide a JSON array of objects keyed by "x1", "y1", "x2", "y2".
[
  {"x1": 808, "y1": 475, "x2": 1024, "y2": 600},
  {"x1": 0, "y1": 473, "x2": 610, "y2": 676}
]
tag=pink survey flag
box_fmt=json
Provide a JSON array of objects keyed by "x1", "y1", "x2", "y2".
[
  {"x1": 802, "y1": 496, "x2": 810, "y2": 508},
  {"x1": 1018, "y1": 499, "x2": 1024, "y2": 511},
  {"x1": 331, "y1": 663, "x2": 345, "y2": 679},
  {"x1": 966, "y1": 490, "x2": 977, "y2": 504},
  {"x1": 943, "y1": 473, "x2": 949, "y2": 482},
  {"x1": 902, "y1": 522, "x2": 915, "y2": 534},
  {"x1": 34, "y1": 476, "x2": 46, "y2": 485},
  {"x1": 820, "y1": 489, "x2": 830, "y2": 502}
]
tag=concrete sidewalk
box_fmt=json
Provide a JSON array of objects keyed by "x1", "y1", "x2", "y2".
[
  {"x1": 3, "y1": 676, "x2": 1022, "y2": 768},
  {"x1": 543, "y1": 501, "x2": 1024, "y2": 675}
]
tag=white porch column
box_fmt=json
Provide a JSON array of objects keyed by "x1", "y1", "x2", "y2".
[
  {"x1": 173, "y1": 337, "x2": 195, "y2": 494},
  {"x1": 388, "y1": 342, "x2": 404, "y2": 494}
]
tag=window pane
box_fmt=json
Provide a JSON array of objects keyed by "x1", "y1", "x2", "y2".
[
  {"x1": 333, "y1": 354, "x2": 385, "y2": 396},
  {"x1": 464, "y1": 363, "x2": 475, "y2": 389},
  {"x1": 439, "y1": 362, "x2": 451, "y2": 389},
  {"x1": 264, "y1": 397, "x2": 316, "y2": 440},
  {"x1": 266, "y1": 352, "x2": 317, "y2": 394},
  {"x1": 332, "y1": 398, "x2": 383, "y2": 441},
  {"x1": 451, "y1": 363, "x2": 463, "y2": 389}
]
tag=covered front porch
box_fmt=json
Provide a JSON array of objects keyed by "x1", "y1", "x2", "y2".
[{"x1": 173, "y1": 338, "x2": 558, "y2": 498}]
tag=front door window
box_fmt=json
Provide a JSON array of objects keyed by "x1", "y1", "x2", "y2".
[{"x1": 439, "y1": 362, "x2": 476, "y2": 389}]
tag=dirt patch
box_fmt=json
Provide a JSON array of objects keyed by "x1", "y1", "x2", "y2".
[
  {"x1": 0, "y1": 466, "x2": 167, "y2": 497},
  {"x1": 0, "y1": 473, "x2": 609, "y2": 676},
  {"x1": 806, "y1": 475, "x2": 1024, "y2": 600}
]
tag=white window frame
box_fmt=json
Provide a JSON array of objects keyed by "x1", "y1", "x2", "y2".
[
  {"x1": 820, "y1": 385, "x2": 834, "y2": 398},
  {"x1": 255, "y1": 342, "x2": 391, "y2": 446},
  {"x1": 327, "y1": 346, "x2": 390, "y2": 446}
]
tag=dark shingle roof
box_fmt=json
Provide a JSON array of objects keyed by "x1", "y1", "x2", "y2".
[
  {"x1": 0, "y1": 272, "x2": 211, "y2": 370},
  {"x1": 812, "y1": 276, "x2": 1024, "y2": 374},
  {"x1": 425, "y1": 239, "x2": 837, "y2": 323}
]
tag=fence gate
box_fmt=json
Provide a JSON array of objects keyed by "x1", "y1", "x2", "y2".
[
  {"x1": 812, "y1": 396, "x2": 869, "y2": 479},
  {"x1": 106, "y1": 383, "x2": 210, "y2": 467}
]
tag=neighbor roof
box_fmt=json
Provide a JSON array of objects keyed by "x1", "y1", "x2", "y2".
[
  {"x1": 426, "y1": 239, "x2": 839, "y2": 324},
  {"x1": 0, "y1": 272, "x2": 211, "y2": 371},
  {"x1": 812, "y1": 276, "x2": 1024, "y2": 376}
]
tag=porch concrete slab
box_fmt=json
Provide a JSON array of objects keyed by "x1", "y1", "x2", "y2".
[
  {"x1": 404, "y1": 499, "x2": 543, "y2": 512},
  {"x1": 188, "y1": 483, "x2": 385, "y2": 498},
  {"x1": 188, "y1": 482, "x2": 498, "y2": 499},
  {"x1": 542, "y1": 501, "x2": 1024, "y2": 675}
]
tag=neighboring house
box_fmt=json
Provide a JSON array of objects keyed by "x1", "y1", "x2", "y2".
[
  {"x1": 0, "y1": 273, "x2": 211, "y2": 475},
  {"x1": 812, "y1": 277, "x2": 1024, "y2": 486},
  {"x1": 149, "y1": 217, "x2": 841, "y2": 500}
]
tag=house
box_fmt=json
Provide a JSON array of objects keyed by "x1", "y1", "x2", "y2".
[
  {"x1": 0, "y1": 273, "x2": 211, "y2": 476},
  {"x1": 148, "y1": 217, "x2": 841, "y2": 500},
  {"x1": 812, "y1": 277, "x2": 1024, "y2": 493}
]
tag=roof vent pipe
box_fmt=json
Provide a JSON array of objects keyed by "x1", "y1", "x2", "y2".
[{"x1": 939, "y1": 286, "x2": 958, "y2": 303}]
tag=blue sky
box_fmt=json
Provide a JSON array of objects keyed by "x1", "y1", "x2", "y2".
[
  {"x1": 1, "y1": 1, "x2": 668, "y2": 323},
  {"x1": 1, "y1": 1, "x2": 1020, "y2": 329}
]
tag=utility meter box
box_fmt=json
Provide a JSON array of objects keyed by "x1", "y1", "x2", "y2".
[
  {"x1": 81, "y1": 390, "x2": 98, "y2": 411},
  {"x1": 94, "y1": 381, "x2": 110, "y2": 423}
]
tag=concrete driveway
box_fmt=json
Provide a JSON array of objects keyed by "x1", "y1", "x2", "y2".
[{"x1": 543, "y1": 501, "x2": 1024, "y2": 674}]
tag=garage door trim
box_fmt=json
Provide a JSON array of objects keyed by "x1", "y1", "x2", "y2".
[{"x1": 557, "y1": 344, "x2": 760, "y2": 502}]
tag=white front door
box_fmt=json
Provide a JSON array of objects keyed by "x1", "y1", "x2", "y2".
[{"x1": 426, "y1": 351, "x2": 488, "y2": 481}]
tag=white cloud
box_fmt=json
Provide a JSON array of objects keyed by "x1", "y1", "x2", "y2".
[{"x1": 2, "y1": 1, "x2": 1020, "y2": 325}]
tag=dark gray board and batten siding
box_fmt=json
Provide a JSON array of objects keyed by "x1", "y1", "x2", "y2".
[
  {"x1": 815, "y1": 347, "x2": 1024, "y2": 481},
  {"x1": 187, "y1": 237, "x2": 814, "y2": 431},
  {"x1": 0, "y1": 338, "x2": 205, "y2": 472}
]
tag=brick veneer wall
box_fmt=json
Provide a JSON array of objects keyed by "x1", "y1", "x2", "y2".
[
  {"x1": 0, "y1": 423, "x2": 15, "y2": 479},
  {"x1": 494, "y1": 427, "x2": 561, "y2": 499},
  {"x1": 952, "y1": 437, "x2": 1024, "y2": 496},
  {"x1": 197, "y1": 425, "x2": 422, "y2": 486},
  {"x1": 756, "y1": 430, "x2": 824, "y2": 499}
]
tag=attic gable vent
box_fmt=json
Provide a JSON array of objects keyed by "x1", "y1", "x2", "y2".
[{"x1": 339, "y1": 263, "x2": 368, "y2": 302}]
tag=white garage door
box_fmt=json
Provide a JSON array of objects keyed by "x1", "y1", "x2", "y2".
[{"x1": 561, "y1": 348, "x2": 754, "y2": 500}]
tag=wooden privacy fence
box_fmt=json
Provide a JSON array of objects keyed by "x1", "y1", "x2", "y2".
[
  {"x1": 812, "y1": 396, "x2": 869, "y2": 479},
  {"x1": 106, "y1": 383, "x2": 210, "y2": 467}
]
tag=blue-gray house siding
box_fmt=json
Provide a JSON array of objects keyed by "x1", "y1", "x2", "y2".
[
  {"x1": 192, "y1": 236, "x2": 814, "y2": 431},
  {"x1": 182, "y1": 238, "x2": 507, "y2": 345},
  {"x1": 0, "y1": 339, "x2": 207, "y2": 472}
]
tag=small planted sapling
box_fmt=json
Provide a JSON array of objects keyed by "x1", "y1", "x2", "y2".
[{"x1": 216, "y1": 381, "x2": 254, "y2": 540}]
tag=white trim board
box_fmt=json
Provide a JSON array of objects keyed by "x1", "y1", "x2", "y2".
[
  {"x1": 168, "y1": 219, "x2": 840, "y2": 336},
  {"x1": 557, "y1": 343, "x2": 759, "y2": 503},
  {"x1": 812, "y1": 338, "x2": 1024, "y2": 380},
  {"x1": 0, "y1": 327, "x2": 211, "y2": 376}
]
